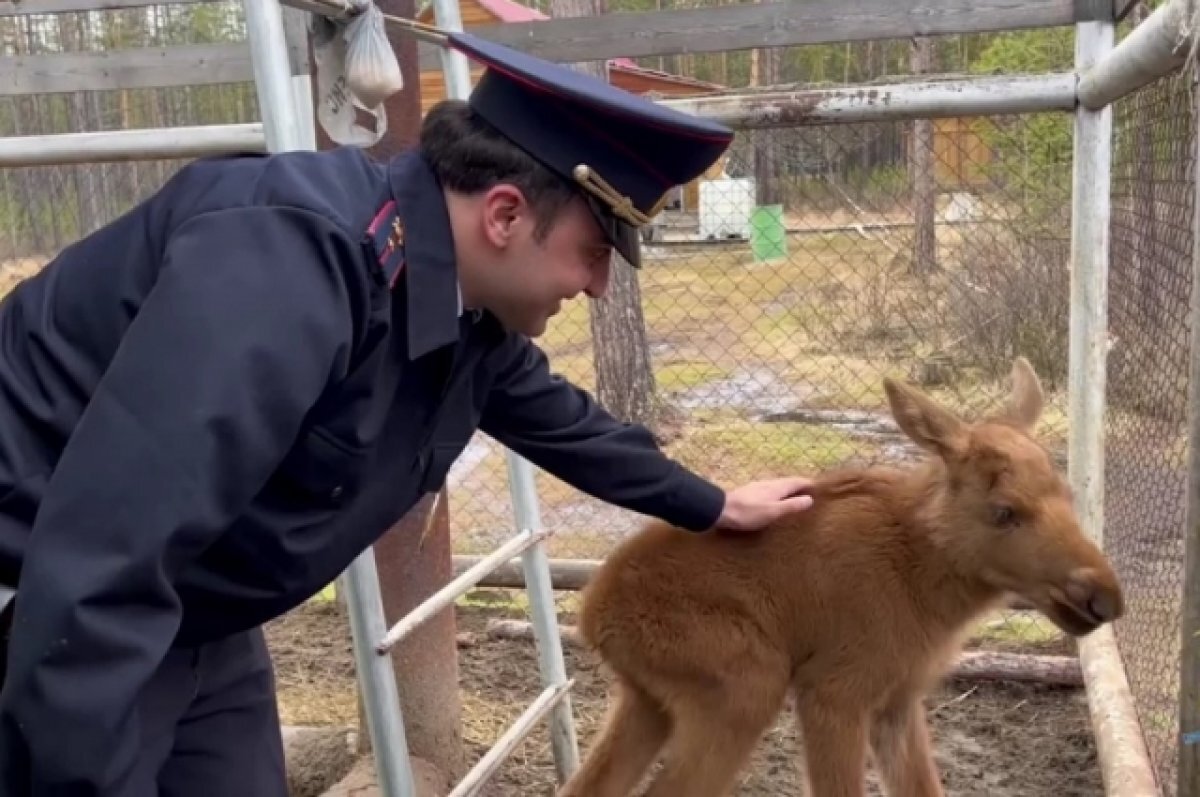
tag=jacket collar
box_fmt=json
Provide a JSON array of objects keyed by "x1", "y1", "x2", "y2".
[{"x1": 387, "y1": 150, "x2": 464, "y2": 360}]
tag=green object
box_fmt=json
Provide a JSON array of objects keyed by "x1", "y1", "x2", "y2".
[{"x1": 751, "y1": 204, "x2": 787, "y2": 262}]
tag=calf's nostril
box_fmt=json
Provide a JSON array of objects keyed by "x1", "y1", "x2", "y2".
[{"x1": 1087, "y1": 590, "x2": 1119, "y2": 623}]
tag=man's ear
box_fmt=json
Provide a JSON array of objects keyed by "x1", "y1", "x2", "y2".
[{"x1": 481, "y1": 184, "x2": 526, "y2": 248}]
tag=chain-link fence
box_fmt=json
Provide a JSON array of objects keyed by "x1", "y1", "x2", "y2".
[
  {"x1": 447, "y1": 104, "x2": 1079, "y2": 653},
  {"x1": 1104, "y1": 6, "x2": 1197, "y2": 794}
]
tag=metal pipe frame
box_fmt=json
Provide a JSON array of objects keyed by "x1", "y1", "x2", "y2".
[
  {"x1": 661, "y1": 72, "x2": 1079, "y2": 129},
  {"x1": 506, "y1": 453, "x2": 581, "y2": 782},
  {"x1": 1077, "y1": 0, "x2": 1197, "y2": 110},
  {"x1": 374, "y1": 526, "x2": 552, "y2": 652},
  {"x1": 1069, "y1": 15, "x2": 1164, "y2": 797},
  {"x1": 0, "y1": 124, "x2": 266, "y2": 167},
  {"x1": 342, "y1": 551, "x2": 421, "y2": 797},
  {"x1": 447, "y1": 681, "x2": 575, "y2": 797},
  {"x1": 241, "y1": 0, "x2": 308, "y2": 151},
  {"x1": 1180, "y1": 37, "x2": 1200, "y2": 795}
]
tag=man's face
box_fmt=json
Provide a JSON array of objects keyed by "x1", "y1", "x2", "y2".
[{"x1": 479, "y1": 187, "x2": 614, "y2": 338}]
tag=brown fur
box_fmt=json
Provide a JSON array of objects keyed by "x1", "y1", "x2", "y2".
[{"x1": 557, "y1": 358, "x2": 1124, "y2": 797}]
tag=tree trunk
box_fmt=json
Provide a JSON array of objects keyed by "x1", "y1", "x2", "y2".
[
  {"x1": 909, "y1": 36, "x2": 938, "y2": 278},
  {"x1": 753, "y1": 47, "x2": 783, "y2": 206},
  {"x1": 551, "y1": 0, "x2": 662, "y2": 430}
]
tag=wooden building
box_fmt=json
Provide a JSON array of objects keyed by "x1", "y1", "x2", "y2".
[{"x1": 931, "y1": 116, "x2": 994, "y2": 190}]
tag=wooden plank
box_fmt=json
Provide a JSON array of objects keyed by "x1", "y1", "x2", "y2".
[
  {"x1": 0, "y1": 0, "x2": 219, "y2": 16},
  {"x1": 0, "y1": 0, "x2": 1078, "y2": 98},
  {"x1": 0, "y1": 43, "x2": 254, "y2": 95},
  {"x1": 413, "y1": 0, "x2": 1077, "y2": 67},
  {"x1": 1074, "y1": 0, "x2": 1113, "y2": 20}
]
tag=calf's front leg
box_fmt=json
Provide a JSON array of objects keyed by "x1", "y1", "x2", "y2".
[{"x1": 869, "y1": 695, "x2": 945, "y2": 797}]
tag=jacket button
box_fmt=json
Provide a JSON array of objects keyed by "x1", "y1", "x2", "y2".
[{"x1": 330, "y1": 485, "x2": 345, "y2": 502}]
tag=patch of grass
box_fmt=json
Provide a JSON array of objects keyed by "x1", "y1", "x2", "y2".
[
  {"x1": 970, "y1": 610, "x2": 1066, "y2": 651},
  {"x1": 665, "y1": 414, "x2": 865, "y2": 485},
  {"x1": 788, "y1": 354, "x2": 909, "y2": 411},
  {"x1": 656, "y1": 361, "x2": 729, "y2": 393}
]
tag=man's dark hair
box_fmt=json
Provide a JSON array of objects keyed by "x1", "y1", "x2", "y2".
[{"x1": 419, "y1": 99, "x2": 580, "y2": 240}]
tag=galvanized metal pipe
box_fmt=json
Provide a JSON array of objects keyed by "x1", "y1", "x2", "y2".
[
  {"x1": 429, "y1": 0, "x2": 473, "y2": 98},
  {"x1": 375, "y1": 526, "x2": 551, "y2": 653},
  {"x1": 507, "y1": 453, "x2": 581, "y2": 783},
  {"x1": 0, "y1": 124, "x2": 266, "y2": 167},
  {"x1": 242, "y1": 0, "x2": 306, "y2": 151},
  {"x1": 1077, "y1": 0, "x2": 1196, "y2": 110},
  {"x1": 1069, "y1": 16, "x2": 1162, "y2": 797},
  {"x1": 342, "y1": 550, "x2": 420, "y2": 797},
  {"x1": 447, "y1": 682, "x2": 575, "y2": 797},
  {"x1": 660, "y1": 72, "x2": 1078, "y2": 128},
  {"x1": 1180, "y1": 44, "x2": 1200, "y2": 794},
  {"x1": 1069, "y1": 19, "x2": 1114, "y2": 554}
]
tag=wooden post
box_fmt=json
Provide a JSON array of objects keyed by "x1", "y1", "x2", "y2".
[
  {"x1": 306, "y1": 1, "x2": 466, "y2": 778},
  {"x1": 371, "y1": 492, "x2": 465, "y2": 780}
]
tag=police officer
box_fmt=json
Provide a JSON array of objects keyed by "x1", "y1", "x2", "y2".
[{"x1": 0, "y1": 29, "x2": 815, "y2": 797}]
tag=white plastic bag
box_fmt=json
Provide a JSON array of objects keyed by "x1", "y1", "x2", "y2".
[
  {"x1": 311, "y1": 0, "x2": 404, "y2": 147},
  {"x1": 345, "y1": 3, "x2": 403, "y2": 108}
]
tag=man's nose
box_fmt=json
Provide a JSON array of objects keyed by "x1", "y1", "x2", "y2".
[{"x1": 585, "y1": 258, "x2": 611, "y2": 299}]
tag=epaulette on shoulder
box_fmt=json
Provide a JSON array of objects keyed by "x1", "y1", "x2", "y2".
[{"x1": 367, "y1": 199, "x2": 406, "y2": 289}]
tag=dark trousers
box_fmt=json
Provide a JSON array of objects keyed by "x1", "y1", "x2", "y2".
[{"x1": 0, "y1": 614, "x2": 288, "y2": 797}]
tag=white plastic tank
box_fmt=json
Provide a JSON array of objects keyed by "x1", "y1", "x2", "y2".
[{"x1": 698, "y1": 177, "x2": 756, "y2": 239}]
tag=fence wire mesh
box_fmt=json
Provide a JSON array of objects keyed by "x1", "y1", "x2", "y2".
[
  {"x1": 1105, "y1": 20, "x2": 1196, "y2": 796},
  {"x1": 449, "y1": 108, "x2": 1078, "y2": 654}
]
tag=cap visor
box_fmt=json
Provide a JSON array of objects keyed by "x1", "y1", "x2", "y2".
[{"x1": 583, "y1": 195, "x2": 642, "y2": 269}]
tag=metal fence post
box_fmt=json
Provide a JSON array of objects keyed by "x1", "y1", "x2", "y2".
[
  {"x1": 1180, "y1": 23, "x2": 1200, "y2": 794},
  {"x1": 343, "y1": 551, "x2": 421, "y2": 797},
  {"x1": 241, "y1": 0, "x2": 307, "y2": 152},
  {"x1": 507, "y1": 453, "x2": 581, "y2": 782},
  {"x1": 1068, "y1": 17, "x2": 1114, "y2": 549}
]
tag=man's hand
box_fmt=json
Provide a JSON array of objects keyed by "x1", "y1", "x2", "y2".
[{"x1": 717, "y1": 476, "x2": 815, "y2": 532}]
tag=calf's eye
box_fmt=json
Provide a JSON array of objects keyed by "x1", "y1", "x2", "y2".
[{"x1": 991, "y1": 505, "x2": 1016, "y2": 527}]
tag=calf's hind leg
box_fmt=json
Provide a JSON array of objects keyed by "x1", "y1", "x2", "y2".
[
  {"x1": 642, "y1": 671, "x2": 789, "y2": 797},
  {"x1": 556, "y1": 677, "x2": 670, "y2": 797}
]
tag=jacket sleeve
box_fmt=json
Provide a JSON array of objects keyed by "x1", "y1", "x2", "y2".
[
  {"x1": 477, "y1": 333, "x2": 725, "y2": 532},
  {"x1": 0, "y1": 205, "x2": 364, "y2": 796}
]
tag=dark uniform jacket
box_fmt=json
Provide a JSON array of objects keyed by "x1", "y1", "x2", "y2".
[{"x1": 0, "y1": 146, "x2": 725, "y2": 791}]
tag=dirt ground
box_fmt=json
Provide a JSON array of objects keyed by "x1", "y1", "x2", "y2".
[{"x1": 265, "y1": 597, "x2": 1104, "y2": 797}]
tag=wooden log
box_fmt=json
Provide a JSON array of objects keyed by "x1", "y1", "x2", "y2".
[
  {"x1": 483, "y1": 619, "x2": 1084, "y2": 687},
  {"x1": 454, "y1": 555, "x2": 1039, "y2": 612},
  {"x1": 453, "y1": 554, "x2": 598, "y2": 591},
  {"x1": 949, "y1": 649, "x2": 1084, "y2": 687},
  {"x1": 1077, "y1": 626, "x2": 1161, "y2": 796}
]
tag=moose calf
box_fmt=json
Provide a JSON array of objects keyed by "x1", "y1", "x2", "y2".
[{"x1": 558, "y1": 357, "x2": 1124, "y2": 797}]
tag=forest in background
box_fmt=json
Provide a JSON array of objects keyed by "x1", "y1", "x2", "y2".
[{"x1": 0, "y1": 0, "x2": 1086, "y2": 259}]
